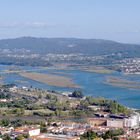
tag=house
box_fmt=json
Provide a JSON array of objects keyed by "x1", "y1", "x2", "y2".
[
  {"x1": 14, "y1": 126, "x2": 40, "y2": 137},
  {"x1": 61, "y1": 122, "x2": 81, "y2": 129},
  {"x1": 9, "y1": 86, "x2": 18, "y2": 92},
  {"x1": 0, "y1": 99, "x2": 7, "y2": 102},
  {"x1": 0, "y1": 127, "x2": 14, "y2": 135},
  {"x1": 21, "y1": 86, "x2": 29, "y2": 91},
  {"x1": 61, "y1": 92, "x2": 72, "y2": 97},
  {"x1": 107, "y1": 119, "x2": 124, "y2": 128},
  {"x1": 29, "y1": 128, "x2": 40, "y2": 137}
]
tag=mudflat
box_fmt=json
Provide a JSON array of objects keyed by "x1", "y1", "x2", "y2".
[
  {"x1": 19, "y1": 72, "x2": 80, "y2": 88},
  {"x1": 81, "y1": 66, "x2": 113, "y2": 74},
  {"x1": 105, "y1": 76, "x2": 140, "y2": 89}
]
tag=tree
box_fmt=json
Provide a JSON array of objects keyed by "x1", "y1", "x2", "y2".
[
  {"x1": 0, "y1": 119, "x2": 10, "y2": 126},
  {"x1": 55, "y1": 109, "x2": 62, "y2": 116},
  {"x1": 40, "y1": 123, "x2": 47, "y2": 133},
  {"x1": 71, "y1": 90, "x2": 83, "y2": 98},
  {"x1": 2, "y1": 134, "x2": 11, "y2": 140},
  {"x1": 80, "y1": 100, "x2": 89, "y2": 109},
  {"x1": 102, "y1": 129, "x2": 124, "y2": 139},
  {"x1": 38, "y1": 94, "x2": 42, "y2": 99},
  {"x1": 109, "y1": 100, "x2": 129, "y2": 114},
  {"x1": 16, "y1": 134, "x2": 24, "y2": 140},
  {"x1": 11, "y1": 119, "x2": 23, "y2": 127},
  {"x1": 81, "y1": 130, "x2": 98, "y2": 140},
  {"x1": 128, "y1": 138, "x2": 137, "y2": 140}
]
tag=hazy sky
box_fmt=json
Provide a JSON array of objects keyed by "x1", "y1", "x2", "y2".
[{"x1": 0, "y1": 0, "x2": 140, "y2": 43}]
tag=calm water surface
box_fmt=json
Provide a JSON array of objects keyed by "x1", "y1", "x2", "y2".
[{"x1": 0, "y1": 65, "x2": 140, "y2": 109}]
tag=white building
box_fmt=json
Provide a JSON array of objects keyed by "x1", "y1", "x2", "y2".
[
  {"x1": 0, "y1": 99, "x2": 7, "y2": 102},
  {"x1": 9, "y1": 86, "x2": 18, "y2": 92},
  {"x1": 124, "y1": 113, "x2": 140, "y2": 128},
  {"x1": 28, "y1": 128, "x2": 40, "y2": 136},
  {"x1": 21, "y1": 86, "x2": 29, "y2": 91}
]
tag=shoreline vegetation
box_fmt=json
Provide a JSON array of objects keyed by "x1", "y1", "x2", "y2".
[
  {"x1": 105, "y1": 76, "x2": 140, "y2": 89},
  {"x1": 19, "y1": 72, "x2": 80, "y2": 88}
]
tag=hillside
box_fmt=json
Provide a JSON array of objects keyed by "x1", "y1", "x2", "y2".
[{"x1": 0, "y1": 37, "x2": 140, "y2": 56}]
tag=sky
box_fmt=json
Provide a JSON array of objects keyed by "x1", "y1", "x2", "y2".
[{"x1": 0, "y1": 0, "x2": 140, "y2": 43}]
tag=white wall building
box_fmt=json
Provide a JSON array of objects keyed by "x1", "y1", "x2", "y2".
[
  {"x1": 124, "y1": 113, "x2": 140, "y2": 128},
  {"x1": 28, "y1": 128, "x2": 40, "y2": 136},
  {"x1": 9, "y1": 86, "x2": 18, "y2": 92}
]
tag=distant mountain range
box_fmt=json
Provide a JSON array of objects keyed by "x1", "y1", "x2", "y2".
[{"x1": 0, "y1": 37, "x2": 140, "y2": 56}]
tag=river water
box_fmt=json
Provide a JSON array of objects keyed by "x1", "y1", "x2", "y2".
[{"x1": 0, "y1": 65, "x2": 140, "y2": 109}]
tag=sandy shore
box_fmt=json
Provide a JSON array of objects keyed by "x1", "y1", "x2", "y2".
[{"x1": 19, "y1": 72, "x2": 80, "y2": 88}]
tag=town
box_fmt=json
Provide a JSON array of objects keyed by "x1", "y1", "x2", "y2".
[
  {"x1": 1, "y1": 47, "x2": 140, "y2": 75},
  {"x1": 120, "y1": 58, "x2": 140, "y2": 74},
  {"x1": 0, "y1": 84, "x2": 139, "y2": 140}
]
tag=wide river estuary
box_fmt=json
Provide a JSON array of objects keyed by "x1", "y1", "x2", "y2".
[{"x1": 0, "y1": 65, "x2": 140, "y2": 109}]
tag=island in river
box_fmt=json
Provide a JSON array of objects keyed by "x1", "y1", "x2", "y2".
[
  {"x1": 105, "y1": 76, "x2": 140, "y2": 89},
  {"x1": 19, "y1": 72, "x2": 80, "y2": 88},
  {"x1": 80, "y1": 66, "x2": 113, "y2": 74}
]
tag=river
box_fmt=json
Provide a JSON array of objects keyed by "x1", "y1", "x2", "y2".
[{"x1": 0, "y1": 65, "x2": 140, "y2": 109}]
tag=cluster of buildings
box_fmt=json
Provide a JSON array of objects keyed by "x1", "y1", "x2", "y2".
[
  {"x1": 46, "y1": 112, "x2": 140, "y2": 139},
  {"x1": 0, "y1": 48, "x2": 31, "y2": 55},
  {"x1": 0, "y1": 111, "x2": 140, "y2": 139},
  {"x1": 0, "y1": 47, "x2": 107, "y2": 65},
  {"x1": 90, "y1": 112, "x2": 140, "y2": 129},
  {"x1": 0, "y1": 125, "x2": 80, "y2": 140},
  {"x1": 0, "y1": 125, "x2": 40, "y2": 139},
  {"x1": 43, "y1": 53, "x2": 105, "y2": 64},
  {"x1": 1, "y1": 85, "x2": 140, "y2": 139},
  {"x1": 120, "y1": 58, "x2": 140, "y2": 74},
  {"x1": 47, "y1": 121, "x2": 90, "y2": 136}
]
